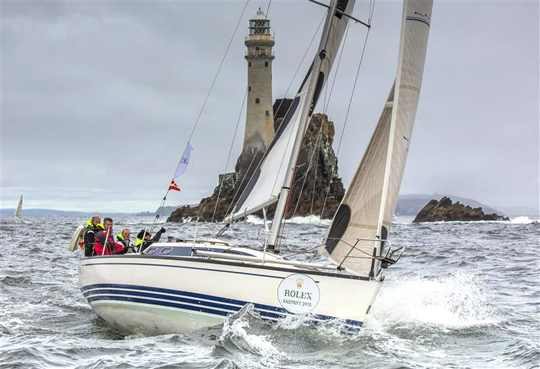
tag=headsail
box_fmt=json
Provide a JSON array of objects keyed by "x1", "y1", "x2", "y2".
[
  {"x1": 230, "y1": 0, "x2": 355, "y2": 222},
  {"x1": 324, "y1": 0, "x2": 433, "y2": 276},
  {"x1": 13, "y1": 195, "x2": 23, "y2": 218}
]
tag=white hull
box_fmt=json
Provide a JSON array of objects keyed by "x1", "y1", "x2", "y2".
[{"x1": 79, "y1": 243, "x2": 382, "y2": 335}]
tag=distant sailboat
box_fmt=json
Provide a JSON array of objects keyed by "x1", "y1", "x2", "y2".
[{"x1": 13, "y1": 195, "x2": 23, "y2": 218}]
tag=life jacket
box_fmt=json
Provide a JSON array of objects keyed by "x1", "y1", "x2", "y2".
[
  {"x1": 135, "y1": 238, "x2": 143, "y2": 247},
  {"x1": 86, "y1": 220, "x2": 104, "y2": 229},
  {"x1": 117, "y1": 232, "x2": 125, "y2": 242},
  {"x1": 95, "y1": 229, "x2": 125, "y2": 255},
  {"x1": 117, "y1": 232, "x2": 131, "y2": 247},
  {"x1": 83, "y1": 222, "x2": 104, "y2": 256}
]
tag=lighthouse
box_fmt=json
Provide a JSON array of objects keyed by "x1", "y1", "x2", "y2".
[{"x1": 243, "y1": 9, "x2": 275, "y2": 154}]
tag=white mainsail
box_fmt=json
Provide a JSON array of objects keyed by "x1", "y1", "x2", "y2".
[
  {"x1": 13, "y1": 195, "x2": 23, "y2": 218},
  {"x1": 324, "y1": 0, "x2": 433, "y2": 276},
  {"x1": 230, "y1": 0, "x2": 355, "y2": 222}
]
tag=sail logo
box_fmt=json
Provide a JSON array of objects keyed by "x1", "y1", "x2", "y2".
[
  {"x1": 277, "y1": 274, "x2": 320, "y2": 314},
  {"x1": 406, "y1": 11, "x2": 430, "y2": 27}
]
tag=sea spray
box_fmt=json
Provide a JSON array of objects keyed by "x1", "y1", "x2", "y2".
[
  {"x1": 217, "y1": 305, "x2": 284, "y2": 367},
  {"x1": 370, "y1": 271, "x2": 500, "y2": 330},
  {"x1": 510, "y1": 216, "x2": 538, "y2": 224}
]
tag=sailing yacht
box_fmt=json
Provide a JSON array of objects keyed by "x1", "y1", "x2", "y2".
[{"x1": 73, "y1": 0, "x2": 433, "y2": 335}]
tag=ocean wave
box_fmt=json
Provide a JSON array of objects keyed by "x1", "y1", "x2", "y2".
[{"x1": 217, "y1": 305, "x2": 284, "y2": 367}]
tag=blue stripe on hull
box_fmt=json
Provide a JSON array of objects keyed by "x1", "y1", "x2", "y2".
[
  {"x1": 82, "y1": 283, "x2": 284, "y2": 313},
  {"x1": 85, "y1": 290, "x2": 284, "y2": 320},
  {"x1": 88, "y1": 295, "x2": 233, "y2": 318},
  {"x1": 81, "y1": 283, "x2": 363, "y2": 329}
]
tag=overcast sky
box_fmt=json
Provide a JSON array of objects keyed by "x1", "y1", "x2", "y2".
[{"x1": 1, "y1": 0, "x2": 538, "y2": 213}]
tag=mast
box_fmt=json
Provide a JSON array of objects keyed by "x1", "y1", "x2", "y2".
[{"x1": 267, "y1": 0, "x2": 340, "y2": 249}]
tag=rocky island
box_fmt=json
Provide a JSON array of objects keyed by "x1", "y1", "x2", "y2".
[
  {"x1": 168, "y1": 99, "x2": 345, "y2": 222},
  {"x1": 413, "y1": 197, "x2": 509, "y2": 223}
]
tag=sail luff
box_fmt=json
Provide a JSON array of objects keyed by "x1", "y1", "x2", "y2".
[
  {"x1": 324, "y1": 0, "x2": 433, "y2": 277},
  {"x1": 372, "y1": 2, "x2": 411, "y2": 274}
]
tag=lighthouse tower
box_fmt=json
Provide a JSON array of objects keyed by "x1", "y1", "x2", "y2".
[{"x1": 243, "y1": 9, "x2": 275, "y2": 153}]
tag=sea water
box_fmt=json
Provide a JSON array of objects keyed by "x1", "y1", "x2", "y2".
[{"x1": 0, "y1": 216, "x2": 538, "y2": 368}]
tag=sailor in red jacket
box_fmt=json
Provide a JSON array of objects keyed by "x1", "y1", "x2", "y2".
[{"x1": 94, "y1": 217, "x2": 126, "y2": 256}]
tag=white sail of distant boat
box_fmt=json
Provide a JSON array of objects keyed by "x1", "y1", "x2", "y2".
[
  {"x1": 324, "y1": 1, "x2": 432, "y2": 277},
  {"x1": 13, "y1": 195, "x2": 23, "y2": 218},
  {"x1": 71, "y1": 0, "x2": 433, "y2": 336}
]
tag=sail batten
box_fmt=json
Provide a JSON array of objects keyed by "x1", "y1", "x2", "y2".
[{"x1": 324, "y1": 0, "x2": 433, "y2": 276}]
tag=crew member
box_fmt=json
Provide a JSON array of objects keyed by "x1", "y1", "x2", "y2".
[
  {"x1": 83, "y1": 216, "x2": 103, "y2": 257},
  {"x1": 117, "y1": 229, "x2": 134, "y2": 253},
  {"x1": 94, "y1": 217, "x2": 126, "y2": 255},
  {"x1": 135, "y1": 228, "x2": 166, "y2": 252}
]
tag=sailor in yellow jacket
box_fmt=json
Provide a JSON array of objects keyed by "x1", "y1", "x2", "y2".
[{"x1": 135, "y1": 228, "x2": 166, "y2": 253}]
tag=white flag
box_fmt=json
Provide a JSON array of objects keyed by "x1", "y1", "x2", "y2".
[{"x1": 174, "y1": 143, "x2": 193, "y2": 178}]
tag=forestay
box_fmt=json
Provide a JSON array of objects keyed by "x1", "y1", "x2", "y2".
[
  {"x1": 324, "y1": 0, "x2": 433, "y2": 277},
  {"x1": 229, "y1": 0, "x2": 356, "y2": 222}
]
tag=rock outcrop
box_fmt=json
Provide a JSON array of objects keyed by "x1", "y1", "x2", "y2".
[
  {"x1": 413, "y1": 197, "x2": 509, "y2": 223},
  {"x1": 168, "y1": 99, "x2": 344, "y2": 222}
]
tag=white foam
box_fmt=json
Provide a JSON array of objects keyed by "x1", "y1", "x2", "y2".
[
  {"x1": 510, "y1": 216, "x2": 538, "y2": 224},
  {"x1": 285, "y1": 215, "x2": 331, "y2": 226},
  {"x1": 245, "y1": 214, "x2": 331, "y2": 226},
  {"x1": 245, "y1": 215, "x2": 265, "y2": 225},
  {"x1": 369, "y1": 271, "x2": 500, "y2": 330}
]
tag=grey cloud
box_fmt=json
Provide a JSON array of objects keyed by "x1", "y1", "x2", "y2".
[{"x1": 1, "y1": 0, "x2": 538, "y2": 213}]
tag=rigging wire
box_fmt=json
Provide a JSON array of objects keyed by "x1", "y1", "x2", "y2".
[
  {"x1": 304, "y1": 22, "x2": 350, "y2": 222},
  {"x1": 224, "y1": 148, "x2": 261, "y2": 217},
  {"x1": 146, "y1": 0, "x2": 251, "y2": 234},
  {"x1": 207, "y1": 1, "x2": 275, "y2": 225},
  {"x1": 308, "y1": 129, "x2": 321, "y2": 220},
  {"x1": 320, "y1": 0, "x2": 377, "y2": 220},
  {"x1": 186, "y1": 0, "x2": 251, "y2": 144},
  {"x1": 281, "y1": 20, "x2": 351, "y2": 244},
  {"x1": 211, "y1": 88, "x2": 248, "y2": 222},
  {"x1": 290, "y1": 122, "x2": 324, "y2": 219},
  {"x1": 269, "y1": 13, "x2": 327, "y2": 196}
]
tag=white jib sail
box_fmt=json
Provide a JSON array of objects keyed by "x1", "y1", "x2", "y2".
[
  {"x1": 230, "y1": 0, "x2": 355, "y2": 222},
  {"x1": 324, "y1": 0, "x2": 433, "y2": 277},
  {"x1": 13, "y1": 195, "x2": 23, "y2": 218}
]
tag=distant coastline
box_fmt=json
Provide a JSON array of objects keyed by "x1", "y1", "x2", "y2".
[{"x1": 3, "y1": 194, "x2": 537, "y2": 217}]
